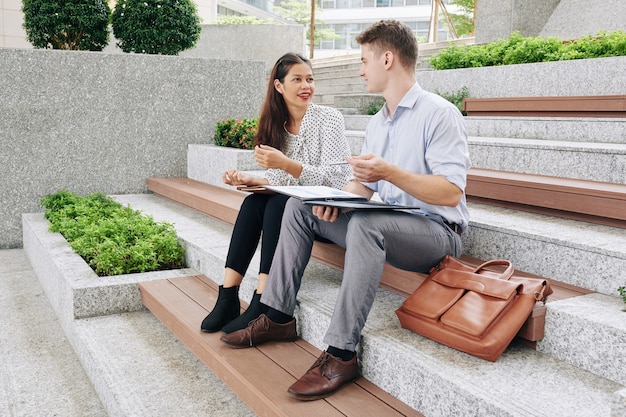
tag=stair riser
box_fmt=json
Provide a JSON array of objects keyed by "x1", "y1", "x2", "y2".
[
  {"x1": 343, "y1": 133, "x2": 626, "y2": 184},
  {"x1": 461, "y1": 219, "x2": 625, "y2": 297},
  {"x1": 468, "y1": 142, "x2": 626, "y2": 184},
  {"x1": 538, "y1": 294, "x2": 626, "y2": 386},
  {"x1": 465, "y1": 117, "x2": 626, "y2": 144}
]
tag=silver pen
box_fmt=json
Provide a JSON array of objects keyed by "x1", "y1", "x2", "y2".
[{"x1": 328, "y1": 161, "x2": 349, "y2": 165}]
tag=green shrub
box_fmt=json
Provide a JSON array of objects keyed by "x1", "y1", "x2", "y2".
[
  {"x1": 111, "y1": 0, "x2": 201, "y2": 55},
  {"x1": 429, "y1": 30, "x2": 626, "y2": 70},
  {"x1": 40, "y1": 190, "x2": 185, "y2": 277},
  {"x1": 213, "y1": 118, "x2": 258, "y2": 150},
  {"x1": 436, "y1": 86, "x2": 469, "y2": 115},
  {"x1": 22, "y1": 0, "x2": 111, "y2": 50},
  {"x1": 363, "y1": 97, "x2": 386, "y2": 115}
]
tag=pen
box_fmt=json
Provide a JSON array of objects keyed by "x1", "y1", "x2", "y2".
[{"x1": 328, "y1": 161, "x2": 349, "y2": 165}]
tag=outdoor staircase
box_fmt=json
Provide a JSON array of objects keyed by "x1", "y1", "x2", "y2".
[
  {"x1": 22, "y1": 55, "x2": 626, "y2": 416},
  {"x1": 126, "y1": 104, "x2": 626, "y2": 414}
]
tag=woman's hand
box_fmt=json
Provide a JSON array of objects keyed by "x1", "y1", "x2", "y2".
[
  {"x1": 222, "y1": 170, "x2": 255, "y2": 186},
  {"x1": 255, "y1": 145, "x2": 288, "y2": 170}
]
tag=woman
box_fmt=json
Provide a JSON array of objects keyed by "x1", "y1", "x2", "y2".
[{"x1": 201, "y1": 52, "x2": 352, "y2": 334}]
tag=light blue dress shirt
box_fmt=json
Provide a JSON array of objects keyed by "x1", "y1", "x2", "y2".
[{"x1": 361, "y1": 82, "x2": 471, "y2": 230}]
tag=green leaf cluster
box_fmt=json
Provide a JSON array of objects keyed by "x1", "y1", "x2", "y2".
[
  {"x1": 618, "y1": 286, "x2": 626, "y2": 305},
  {"x1": 22, "y1": 0, "x2": 111, "y2": 50},
  {"x1": 436, "y1": 86, "x2": 469, "y2": 115},
  {"x1": 111, "y1": 0, "x2": 201, "y2": 55},
  {"x1": 213, "y1": 118, "x2": 259, "y2": 150},
  {"x1": 429, "y1": 31, "x2": 626, "y2": 70},
  {"x1": 40, "y1": 190, "x2": 185, "y2": 277}
]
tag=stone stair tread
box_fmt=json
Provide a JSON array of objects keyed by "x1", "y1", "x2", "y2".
[
  {"x1": 112, "y1": 193, "x2": 624, "y2": 417},
  {"x1": 73, "y1": 309, "x2": 255, "y2": 416}
]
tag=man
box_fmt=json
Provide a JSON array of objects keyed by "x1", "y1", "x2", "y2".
[{"x1": 220, "y1": 19, "x2": 470, "y2": 400}]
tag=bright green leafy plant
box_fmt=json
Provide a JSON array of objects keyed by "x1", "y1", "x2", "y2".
[
  {"x1": 22, "y1": 0, "x2": 111, "y2": 50},
  {"x1": 429, "y1": 30, "x2": 626, "y2": 70},
  {"x1": 213, "y1": 118, "x2": 258, "y2": 150},
  {"x1": 111, "y1": 0, "x2": 201, "y2": 55},
  {"x1": 40, "y1": 190, "x2": 185, "y2": 277}
]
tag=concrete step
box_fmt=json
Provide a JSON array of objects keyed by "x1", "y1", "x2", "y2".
[
  {"x1": 343, "y1": 130, "x2": 626, "y2": 184},
  {"x1": 468, "y1": 137, "x2": 626, "y2": 184},
  {"x1": 345, "y1": 115, "x2": 626, "y2": 145},
  {"x1": 108, "y1": 193, "x2": 626, "y2": 416},
  {"x1": 0, "y1": 249, "x2": 108, "y2": 417},
  {"x1": 21, "y1": 213, "x2": 255, "y2": 417}
]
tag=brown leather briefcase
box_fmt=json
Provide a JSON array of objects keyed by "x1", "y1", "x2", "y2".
[{"x1": 396, "y1": 256, "x2": 552, "y2": 362}]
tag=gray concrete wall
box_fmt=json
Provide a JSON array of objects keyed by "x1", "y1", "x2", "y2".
[
  {"x1": 475, "y1": 0, "x2": 561, "y2": 44},
  {"x1": 416, "y1": 55, "x2": 626, "y2": 98},
  {"x1": 540, "y1": 0, "x2": 626, "y2": 40},
  {"x1": 475, "y1": 0, "x2": 626, "y2": 44},
  {"x1": 180, "y1": 24, "x2": 306, "y2": 71},
  {"x1": 0, "y1": 48, "x2": 265, "y2": 249}
]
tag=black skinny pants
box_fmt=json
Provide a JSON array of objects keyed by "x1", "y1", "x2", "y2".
[{"x1": 225, "y1": 192, "x2": 290, "y2": 276}]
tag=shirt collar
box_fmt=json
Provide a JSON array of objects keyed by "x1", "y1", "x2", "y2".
[{"x1": 382, "y1": 82, "x2": 423, "y2": 119}]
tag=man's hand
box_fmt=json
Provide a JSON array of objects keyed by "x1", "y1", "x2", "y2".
[
  {"x1": 312, "y1": 205, "x2": 341, "y2": 222},
  {"x1": 348, "y1": 154, "x2": 390, "y2": 183}
]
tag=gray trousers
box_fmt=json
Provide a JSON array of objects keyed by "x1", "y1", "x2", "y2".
[{"x1": 261, "y1": 197, "x2": 462, "y2": 351}]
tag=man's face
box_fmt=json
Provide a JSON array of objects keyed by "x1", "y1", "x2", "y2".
[{"x1": 359, "y1": 44, "x2": 386, "y2": 94}]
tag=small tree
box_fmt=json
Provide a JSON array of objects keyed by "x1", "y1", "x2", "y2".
[
  {"x1": 112, "y1": 0, "x2": 201, "y2": 55},
  {"x1": 22, "y1": 0, "x2": 111, "y2": 51},
  {"x1": 448, "y1": 0, "x2": 475, "y2": 37},
  {"x1": 273, "y1": 0, "x2": 339, "y2": 56}
]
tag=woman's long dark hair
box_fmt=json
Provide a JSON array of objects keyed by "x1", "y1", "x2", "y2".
[{"x1": 254, "y1": 52, "x2": 312, "y2": 150}]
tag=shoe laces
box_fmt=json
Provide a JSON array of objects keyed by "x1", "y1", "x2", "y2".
[
  {"x1": 309, "y1": 352, "x2": 334, "y2": 377},
  {"x1": 245, "y1": 314, "x2": 270, "y2": 347}
]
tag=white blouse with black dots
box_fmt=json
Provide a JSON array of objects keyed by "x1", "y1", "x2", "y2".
[{"x1": 265, "y1": 103, "x2": 352, "y2": 190}]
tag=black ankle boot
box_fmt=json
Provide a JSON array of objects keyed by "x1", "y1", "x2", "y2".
[
  {"x1": 201, "y1": 285, "x2": 240, "y2": 333},
  {"x1": 221, "y1": 290, "x2": 269, "y2": 334}
]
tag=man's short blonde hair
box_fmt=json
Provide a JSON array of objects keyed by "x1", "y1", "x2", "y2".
[{"x1": 355, "y1": 20, "x2": 418, "y2": 71}]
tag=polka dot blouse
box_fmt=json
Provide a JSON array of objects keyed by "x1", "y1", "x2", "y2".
[{"x1": 265, "y1": 103, "x2": 352, "y2": 190}]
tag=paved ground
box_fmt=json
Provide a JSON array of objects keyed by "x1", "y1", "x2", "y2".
[{"x1": 0, "y1": 249, "x2": 107, "y2": 417}]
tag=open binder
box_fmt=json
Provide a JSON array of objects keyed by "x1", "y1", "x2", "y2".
[{"x1": 238, "y1": 185, "x2": 420, "y2": 210}]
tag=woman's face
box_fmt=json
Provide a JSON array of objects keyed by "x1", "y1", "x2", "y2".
[{"x1": 274, "y1": 63, "x2": 315, "y2": 112}]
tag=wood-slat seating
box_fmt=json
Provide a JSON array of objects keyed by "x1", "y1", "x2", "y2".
[
  {"x1": 462, "y1": 95, "x2": 626, "y2": 117},
  {"x1": 467, "y1": 168, "x2": 626, "y2": 229},
  {"x1": 146, "y1": 176, "x2": 592, "y2": 344},
  {"x1": 139, "y1": 275, "x2": 423, "y2": 417}
]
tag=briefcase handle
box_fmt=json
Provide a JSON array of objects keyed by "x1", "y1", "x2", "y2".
[{"x1": 472, "y1": 260, "x2": 514, "y2": 280}]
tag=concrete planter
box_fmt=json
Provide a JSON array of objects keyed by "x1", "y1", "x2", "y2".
[
  {"x1": 22, "y1": 213, "x2": 195, "y2": 328},
  {"x1": 416, "y1": 56, "x2": 626, "y2": 98},
  {"x1": 187, "y1": 144, "x2": 261, "y2": 188}
]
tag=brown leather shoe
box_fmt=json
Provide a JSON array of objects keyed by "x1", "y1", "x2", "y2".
[
  {"x1": 288, "y1": 351, "x2": 360, "y2": 400},
  {"x1": 219, "y1": 314, "x2": 297, "y2": 348}
]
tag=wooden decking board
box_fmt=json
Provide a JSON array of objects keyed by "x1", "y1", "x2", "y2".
[
  {"x1": 462, "y1": 95, "x2": 626, "y2": 117},
  {"x1": 139, "y1": 276, "x2": 424, "y2": 417},
  {"x1": 146, "y1": 177, "x2": 593, "y2": 342},
  {"x1": 467, "y1": 169, "x2": 626, "y2": 224}
]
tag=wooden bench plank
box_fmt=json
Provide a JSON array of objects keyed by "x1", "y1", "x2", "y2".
[
  {"x1": 139, "y1": 276, "x2": 424, "y2": 417},
  {"x1": 467, "y1": 169, "x2": 626, "y2": 228},
  {"x1": 146, "y1": 177, "x2": 593, "y2": 343},
  {"x1": 462, "y1": 95, "x2": 626, "y2": 117}
]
